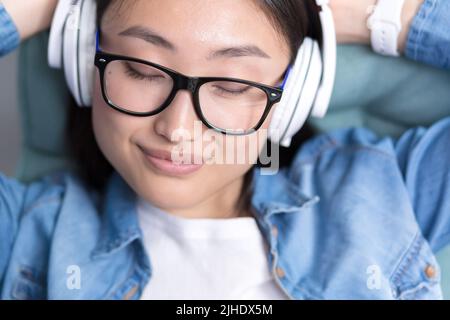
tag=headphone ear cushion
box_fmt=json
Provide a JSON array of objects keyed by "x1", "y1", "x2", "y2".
[
  {"x1": 268, "y1": 38, "x2": 322, "y2": 147},
  {"x1": 62, "y1": 1, "x2": 83, "y2": 106},
  {"x1": 78, "y1": 0, "x2": 97, "y2": 107},
  {"x1": 280, "y1": 41, "x2": 322, "y2": 147},
  {"x1": 268, "y1": 38, "x2": 309, "y2": 145}
]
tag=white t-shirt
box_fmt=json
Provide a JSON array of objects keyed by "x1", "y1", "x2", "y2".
[{"x1": 136, "y1": 198, "x2": 289, "y2": 300}]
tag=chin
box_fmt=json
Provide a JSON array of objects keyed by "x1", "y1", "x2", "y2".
[{"x1": 136, "y1": 175, "x2": 204, "y2": 210}]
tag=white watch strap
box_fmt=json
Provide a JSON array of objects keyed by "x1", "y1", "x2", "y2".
[{"x1": 367, "y1": 0, "x2": 405, "y2": 56}]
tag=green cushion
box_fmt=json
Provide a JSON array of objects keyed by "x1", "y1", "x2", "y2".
[
  {"x1": 15, "y1": 32, "x2": 450, "y2": 299},
  {"x1": 437, "y1": 246, "x2": 450, "y2": 299},
  {"x1": 16, "y1": 32, "x2": 73, "y2": 182},
  {"x1": 309, "y1": 45, "x2": 450, "y2": 137}
]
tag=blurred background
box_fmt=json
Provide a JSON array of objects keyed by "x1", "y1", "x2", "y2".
[{"x1": 0, "y1": 51, "x2": 21, "y2": 176}]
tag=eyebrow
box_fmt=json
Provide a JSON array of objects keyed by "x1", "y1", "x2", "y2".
[{"x1": 118, "y1": 25, "x2": 271, "y2": 60}]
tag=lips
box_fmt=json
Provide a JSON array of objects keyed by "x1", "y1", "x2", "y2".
[
  {"x1": 139, "y1": 145, "x2": 204, "y2": 165},
  {"x1": 139, "y1": 145, "x2": 204, "y2": 176},
  {"x1": 140, "y1": 146, "x2": 175, "y2": 161}
]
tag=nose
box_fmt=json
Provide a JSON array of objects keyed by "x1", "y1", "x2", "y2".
[{"x1": 153, "y1": 90, "x2": 201, "y2": 143}]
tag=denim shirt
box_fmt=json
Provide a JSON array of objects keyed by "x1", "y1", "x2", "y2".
[
  {"x1": 405, "y1": 0, "x2": 450, "y2": 69},
  {"x1": 0, "y1": 3, "x2": 19, "y2": 57},
  {"x1": 1, "y1": 2, "x2": 450, "y2": 300}
]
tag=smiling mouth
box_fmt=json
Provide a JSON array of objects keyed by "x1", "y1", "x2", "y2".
[{"x1": 139, "y1": 145, "x2": 205, "y2": 176}]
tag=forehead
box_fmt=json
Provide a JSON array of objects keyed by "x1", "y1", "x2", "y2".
[{"x1": 101, "y1": 0, "x2": 289, "y2": 58}]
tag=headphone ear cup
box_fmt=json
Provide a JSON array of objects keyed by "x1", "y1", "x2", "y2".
[
  {"x1": 61, "y1": 0, "x2": 96, "y2": 107},
  {"x1": 268, "y1": 38, "x2": 322, "y2": 147},
  {"x1": 310, "y1": 0, "x2": 336, "y2": 118}
]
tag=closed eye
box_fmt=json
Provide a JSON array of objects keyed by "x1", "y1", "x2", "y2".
[
  {"x1": 211, "y1": 84, "x2": 252, "y2": 96},
  {"x1": 124, "y1": 62, "x2": 165, "y2": 82}
]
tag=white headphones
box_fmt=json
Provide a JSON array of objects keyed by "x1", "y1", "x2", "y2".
[{"x1": 48, "y1": 0, "x2": 336, "y2": 148}]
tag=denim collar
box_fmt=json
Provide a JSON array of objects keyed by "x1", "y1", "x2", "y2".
[
  {"x1": 91, "y1": 171, "x2": 142, "y2": 259},
  {"x1": 251, "y1": 166, "x2": 320, "y2": 220},
  {"x1": 91, "y1": 168, "x2": 320, "y2": 259}
]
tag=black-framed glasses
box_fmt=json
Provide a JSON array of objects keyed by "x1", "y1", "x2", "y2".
[{"x1": 94, "y1": 34, "x2": 290, "y2": 135}]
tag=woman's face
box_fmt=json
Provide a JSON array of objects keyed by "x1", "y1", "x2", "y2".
[{"x1": 92, "y1": 0, "x2": 290, "y2": 218}]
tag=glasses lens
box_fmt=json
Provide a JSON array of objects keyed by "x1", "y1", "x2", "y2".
[
  {"x1": 104, "y1": 60, "x2": 174, "y2": 113},
  {"x1": 199, "y1": 81, "x2": 268, "y2": 133}
]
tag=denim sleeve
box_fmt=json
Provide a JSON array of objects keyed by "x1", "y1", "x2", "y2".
[
  {"x1": 395, "y1": 117, "x2": 450, "y2": 253},
  {"x1": 0, "y1": 3, "x2": 20, "y2": 57},
  {"x1": 0, "y1": 173, "x2": 26, "y2": 288},
  {"x1": 405, "y1": 0, "x2": 450, "y2": 69}
]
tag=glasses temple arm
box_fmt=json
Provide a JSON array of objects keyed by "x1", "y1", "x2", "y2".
[{"x1": 96, "y1": 29, "x2": 101, "y2": 52}]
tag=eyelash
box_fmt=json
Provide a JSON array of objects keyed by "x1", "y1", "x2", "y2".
[
  {"x1": 124, "y1": 63, "x2": 163, "y2": 82},
  {"x1": 211, "y1": 85, "x2": 251, "y2": 96},
  {"x1": 123, "y1": 62, "x2": 251, "y2": 96}
]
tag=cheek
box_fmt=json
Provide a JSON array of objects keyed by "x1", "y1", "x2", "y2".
[
  {"x1": 91, "y1": 72, "x2": 139, "y2": 174},
  {"x1": 92, "y1": 72, "x2": 114, "y2": 152}
]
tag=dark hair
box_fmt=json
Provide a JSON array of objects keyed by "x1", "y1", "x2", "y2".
[{"x1": 67, "y1": 0, "x2": 320, "y2": 213}]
